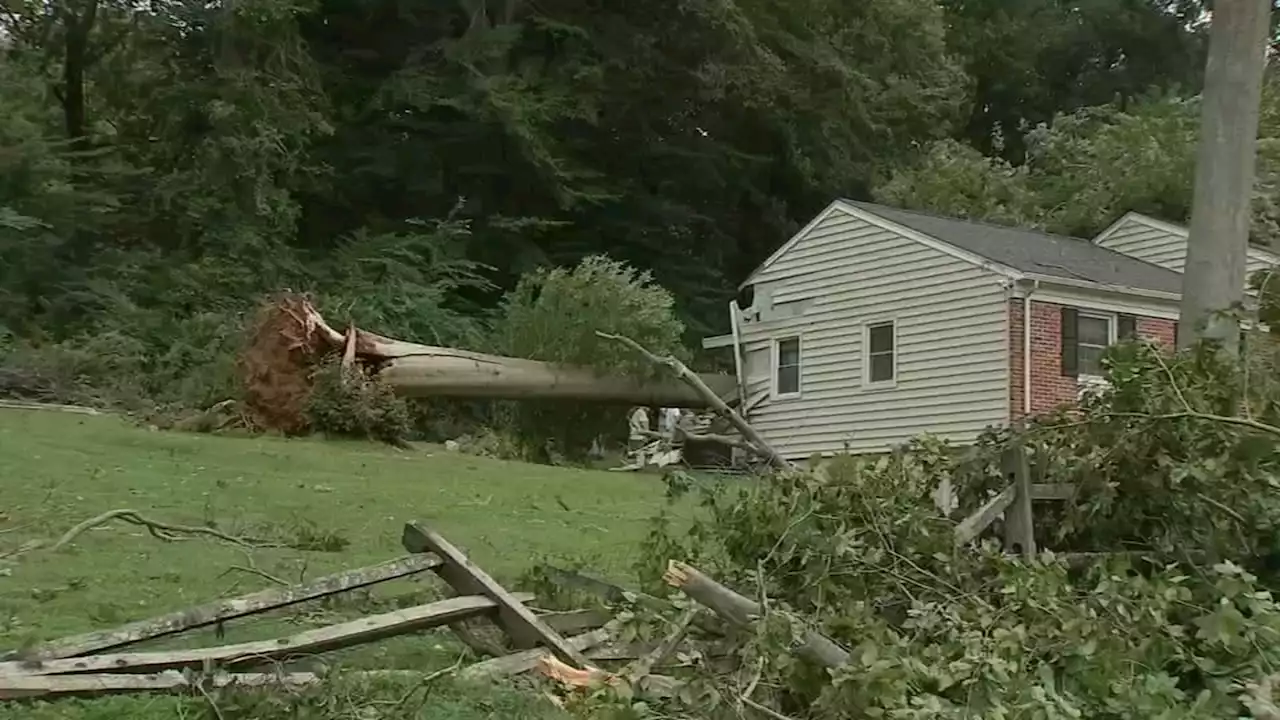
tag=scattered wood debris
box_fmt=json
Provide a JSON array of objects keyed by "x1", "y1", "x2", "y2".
[
  {"x1": 0, "y1": 523, "x2": 702, "y2": 704},
  {"x1": 2, "y1": 523, "x2": 785, "y2": 709}
]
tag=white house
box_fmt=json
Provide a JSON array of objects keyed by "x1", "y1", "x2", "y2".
[{"x1": 702, "y1": 200, "x2": 1267, "y2": 460}]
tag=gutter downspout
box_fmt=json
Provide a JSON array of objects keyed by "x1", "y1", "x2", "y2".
[{"x1": 1023, "y1": 279, "x2": 1040, "y2": 418}]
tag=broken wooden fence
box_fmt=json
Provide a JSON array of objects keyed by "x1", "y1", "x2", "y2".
[{"x1": 0, "y1": 523, "x2": 612, "y2": 700}]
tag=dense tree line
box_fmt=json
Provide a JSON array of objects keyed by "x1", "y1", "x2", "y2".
[{"x1": 0, "y1": 0, "x2": 1226, "y2": 375}]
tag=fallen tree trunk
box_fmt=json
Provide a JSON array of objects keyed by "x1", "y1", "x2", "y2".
[
  {"x1": 378, "y1": 353, "x2": 735, "y2": 405},
  {"x1": 239, "y1": 294, "x2": 737, "y2": 433}
]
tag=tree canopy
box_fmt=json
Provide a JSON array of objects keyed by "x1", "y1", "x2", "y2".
[{"x1": 0, "y1": 0, "x2": 1222, "y2": 350}]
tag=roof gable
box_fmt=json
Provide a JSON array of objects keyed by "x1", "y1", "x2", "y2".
[
  {"x1": 744, "y1": 200, "x2": 1021, "y2": 287},
  {"x1": 1095, "y1": 211, "x2": 1280, "y2": 267}
]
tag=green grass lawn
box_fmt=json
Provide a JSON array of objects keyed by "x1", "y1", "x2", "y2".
[{"x1": 0, "y1": 409, "x2": 678, "y2": 719}]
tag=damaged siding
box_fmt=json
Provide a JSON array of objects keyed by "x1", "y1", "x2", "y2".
[{"x1": 737, "y1": 207, "x2": 1010, "y2": 458}]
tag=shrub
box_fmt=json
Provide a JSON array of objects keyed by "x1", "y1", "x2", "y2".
[
  {"x1": 489, "y1": 255, "x2": 688, "y2": 460},
  {"x1": 0, "y1": 331, "x2": 150, "y2": 408},
  {"x1": 305, "y1": 361, "x2": 413, "y2": 445}
]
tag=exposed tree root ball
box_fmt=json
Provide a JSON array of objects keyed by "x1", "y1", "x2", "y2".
[{"x1": 237, "y1": 294, "x2": 338, "y2": 435}]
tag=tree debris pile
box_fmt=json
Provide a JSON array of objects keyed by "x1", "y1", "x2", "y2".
[{"x1": 568, "y1": 339, "x2": 1280, "y2": 719}]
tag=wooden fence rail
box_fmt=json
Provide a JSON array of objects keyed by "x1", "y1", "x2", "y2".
[{"x1": 952, "y1": 435, "x2": 1078, "y2": 556}]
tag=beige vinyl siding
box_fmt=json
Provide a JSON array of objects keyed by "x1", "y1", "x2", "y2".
[
  {"x1": 738, "y1": 207, "x2": 1010, "y2": 458},
  {"x1": 1097, "y1": 215, "x2": 1279, "y2": 276}
]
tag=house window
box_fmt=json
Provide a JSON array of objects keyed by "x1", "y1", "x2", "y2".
[
  {"x1": 1076, "y1": 315, "x2": 1111, "y2": 376},
  {"x1": 774, "y1": 337, "x2": 801, "y2": 396},
  {"x1": 1060, "y1": 308, "x2": 1121, "y2": 378},
  {"x1": 866, "y1": 321, "x2": 896, "y2": 384}
]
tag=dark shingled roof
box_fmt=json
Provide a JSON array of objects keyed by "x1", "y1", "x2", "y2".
[{"x1": 845, "y1": 201, "x2": 1184, "y2": 295}]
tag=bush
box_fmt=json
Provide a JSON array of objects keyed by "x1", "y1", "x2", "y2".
[
  {"x1": 0, "y1": 331, "x2": 150, "y2": 408},
  {"x1": 305, "y1": 361, "x2": 413, "y2": 445},
  {"x1": 489, "y1": 255, "x2": 688, "y2": 460},
  {"x1": 609, "y1": 337, "x2": 1280, "y2": 719}
]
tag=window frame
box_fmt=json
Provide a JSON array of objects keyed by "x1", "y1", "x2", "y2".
[
  {"x1": 1074, "y1": 311, "x2": 1116, "y2": 380},
  {"x1": 862, "y1": 319, "x2": 898, "y2": 389},
  {"x1": 772, "y1": 335, "x2": 803, "y2": 399}
]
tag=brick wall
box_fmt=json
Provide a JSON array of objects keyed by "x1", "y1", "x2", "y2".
[{"x1": 1008, "y1": 300, "x2": 1176, "y2": 420}]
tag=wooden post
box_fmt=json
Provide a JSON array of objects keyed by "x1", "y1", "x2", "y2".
[
  {"x1": 401, "y1": 523, "x2": 591, "y2": 668},
  {"x1": 1001, "y1": 432, "x2": 1035, "y2": 558}
]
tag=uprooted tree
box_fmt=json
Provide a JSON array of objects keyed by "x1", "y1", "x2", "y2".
[{"x1": 237, "y1": 257, "x2": 737, "y2": 452}]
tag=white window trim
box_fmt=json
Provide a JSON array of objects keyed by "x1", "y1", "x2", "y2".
[
  {"x1": 862, "y1": 319, "x2": 898, "y2": 389},
  {"x1": 1075, "y1": 311, "x2": 1117, "y2": 382},
  {"x1": 771, "y1": 335, "x2": 803, "y2": 399}
]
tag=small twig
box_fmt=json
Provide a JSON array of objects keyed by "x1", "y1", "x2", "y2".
[
  {"x1": 0, "y1": 539, "x2": 43, "y2": 561},
  {"x1": 740, "y1": 656, "x2": 765, "y2": 700},
  {"x1": 1035, "y1": 410, "x2": 1280, "y2": 440},
  {"x1": 221, "y1": 564, "x2": 290, "y2": 588},
  {"x1": 741, "y1": 694, "x2": 801, "y2": 720},
  {"x1": 387, "y1": 657, "x2": 465, "y2": 712},
  {"x1": 623, "y1": 607, "x2": 699, "y2": 681},
  {"x1": 1147, "y1": 346, "x2": 1194, "y2": 414},
  {"x1": 195, "y1": 677, "x2": 227, "y2": 720},
  {"x1": 1195, "y1": 492, "x2": 1249, "y2": 525}
]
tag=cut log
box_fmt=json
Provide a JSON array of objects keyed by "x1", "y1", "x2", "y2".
[
  {"x1": 5, "y1": 554, "x2": 443, "y2": 661},
  {"x1": 0, "y1": 594, "x2": 527, "y2": 677}
]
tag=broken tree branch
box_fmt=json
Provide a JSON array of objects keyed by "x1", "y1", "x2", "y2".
[
  {"x1": 596, "y1": 331, "x2": 794, "y2": 471},
  {"x1": 663, "y1": 560, "x2": 848, "y2": 669},
  {"x1": 48, "y1": 509, "x2": 267, "y2": 552}
]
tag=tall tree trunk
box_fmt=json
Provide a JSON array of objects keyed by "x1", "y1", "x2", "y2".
[
  {"x1": 1178, "y1": 0, "x2": 1272, "y2": 351},
  {"x1": 60, "y1": 0, "x2": 99, "y2": 145}
]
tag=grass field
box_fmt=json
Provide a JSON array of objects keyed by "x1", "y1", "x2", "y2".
[{"x1": 0, "y1": 409, "x2": 678, "y2": 719}]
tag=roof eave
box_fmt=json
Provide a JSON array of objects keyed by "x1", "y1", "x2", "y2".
[{"x1": 1021, "y1": 273, "x2": 1182, "y2": 301}]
